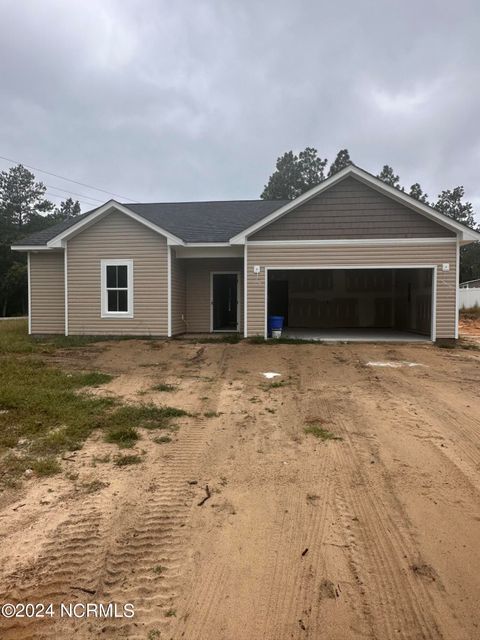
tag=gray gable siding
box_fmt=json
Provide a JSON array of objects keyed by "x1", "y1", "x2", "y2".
[{"x1": 249, "y1": 177, "x2": 455, "y2": 241}]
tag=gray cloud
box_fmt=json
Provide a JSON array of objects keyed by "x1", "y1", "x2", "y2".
[{"x1": 0, "y1": 0, "x2": 479, "y2": 220}]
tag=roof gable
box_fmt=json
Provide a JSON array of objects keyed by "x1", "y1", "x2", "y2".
[
  {"x1": 12, "y1": 199, "x2": 287, "y2": 248},
  {"x1": 250, "y1": 176, "x2": 455, "y2": 241},
  {"x1": 230, "y1": 165, "x2": 480, "y2": 243}
]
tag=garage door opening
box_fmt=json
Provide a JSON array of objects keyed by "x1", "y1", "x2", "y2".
[{"x1": 267, "y1": 268, "x2": 433, "y2": 342}]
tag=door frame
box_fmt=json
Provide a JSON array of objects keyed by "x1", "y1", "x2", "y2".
[{"x1": 210, "y1": 271, "x2": 240, "y2": 332}]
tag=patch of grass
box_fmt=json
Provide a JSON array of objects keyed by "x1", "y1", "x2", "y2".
[
  {"x1": 82, "y1": 479, "x2": 109, "y2": 493},
  {"x1": 304, "y1": 425, "x2": 342, "y2": 441},
  {"x1": 165, "y1": 609, "x2": 176, "y2": 618},
  {"x1": 76, "y1": 371, "x2": 113, "y2": 386},
  {"x1": 153, "y1": 435, "x2": 172, "y2": 444},
  {"x1": 203, "y1": 411, "x2": 221, "y2": 418},
  {"x1": 152, "y1": 565, "x2": 166, "y2": 575},
  {"x1": 266, "y1": 407, "x2": 276, "y2": 414},
  {"x1": 105, "y1": 425, "x2": 140, "y2": 448},
  {"x1": 0, "y1": 356, "x2": 116, "y2": 483},
  {"x1": 266, "y1": 381, "x2": 288, "y2": 389},
  {"x1": 147, "y1": 630, "x2": 161, "y2": 640},
  {"x1": 91, "y1": 454, "x2": 111, "y2": 465},
  {"x1": 106, "y1": 404, "x2": 189, "y2": 431},
  {"x1": 32, "y1": 456, "x2": 61, "y2": 476},
  {"x1": 151, "y1": 383, "x2": 176, "y2": 392},
  {"x1": 114, "y1": 454, "x2": 142, "y2": 467}
]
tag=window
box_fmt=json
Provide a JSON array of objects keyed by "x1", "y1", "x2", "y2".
[{"x1": 101, "y1": 260, "x2": 133, "y2": 318}]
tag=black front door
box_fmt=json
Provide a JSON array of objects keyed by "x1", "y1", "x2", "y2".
[{"x1": 212, "y1": 273, "x2": 238, "y2": 331}]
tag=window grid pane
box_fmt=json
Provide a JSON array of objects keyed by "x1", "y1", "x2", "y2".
[{"x1": 104, "y1": 263, "x2": 130, "y2": 313}]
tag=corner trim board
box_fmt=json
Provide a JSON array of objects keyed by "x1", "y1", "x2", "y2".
[
  {"x1": 64, "y1": 244, "x2": 68, "y2": 336},
  {"x1": 167, "y1": 246, "x2": 172, "y2": 337},
  {"x1": 27, "y1": 252, "x2": 31, "y2": 335}
]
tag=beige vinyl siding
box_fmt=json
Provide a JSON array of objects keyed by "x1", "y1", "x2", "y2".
[
  {"x1": 251, "y1": 177, "x2": 455, "y2": 240},
  {"x1": 29, "y1": 251, "x2": 65, "y2": 334},
  {"x1": 171, "y1": 249, "x2": 186, "y2": 335},
  {"x1": 67, "y1": 211, "x2": 168, "y2": 335},
  {"x1": 246, "y1": 243, "x2": 457, "y2": 339},
  {"x1": 185, "y1": 258, "x2": 243, "y2": 332}
]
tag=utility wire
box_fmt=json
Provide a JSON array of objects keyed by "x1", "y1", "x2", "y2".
[
  {"x1": 46, "y1": 190, "x2": 99, "y2": 209},
  {"x1": 45, "y1": 191, "x2": 99, "y2": 209},
  {"x1": 44, "y1": 183, "x2": 104, "y2": 204},
  {"x1": 0, "y1": 153, "x2": 138, "y2": 202}
]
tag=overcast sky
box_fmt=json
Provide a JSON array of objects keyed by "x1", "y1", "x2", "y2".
[{"x1": 0, "y1": 0, "x2": 479, "y2": 220}]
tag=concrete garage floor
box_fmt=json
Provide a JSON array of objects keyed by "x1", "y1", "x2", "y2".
[{"x1": 281, "y1": 327, "x2": 431, "y2": 342}]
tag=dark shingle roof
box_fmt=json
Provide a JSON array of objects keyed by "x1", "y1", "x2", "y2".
[{"x1": 13, "y1": 200, "x2": 287, "y2": 246}]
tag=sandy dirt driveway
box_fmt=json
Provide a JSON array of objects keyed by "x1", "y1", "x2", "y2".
[{"x1": 0, "y1": 339, "x2": 479, "y2": 640}]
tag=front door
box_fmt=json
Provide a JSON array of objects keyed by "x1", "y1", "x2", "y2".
[{"x1": 212, "y1": 273, "x2": 238, "y2": 331}]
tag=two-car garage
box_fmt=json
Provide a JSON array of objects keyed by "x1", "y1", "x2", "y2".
[{"x1": 267, "y1": 267, "x2": 434, "y2": 341}]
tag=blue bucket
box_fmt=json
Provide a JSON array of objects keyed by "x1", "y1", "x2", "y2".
[{"x1": 268, "y1": 315, "x2": 284, "y2": 337}]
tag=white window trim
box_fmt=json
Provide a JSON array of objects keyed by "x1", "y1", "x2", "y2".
[{"x1": 100, "y1": 259, "x2": 134, "y2": 319}]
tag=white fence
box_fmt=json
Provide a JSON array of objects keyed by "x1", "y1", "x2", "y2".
[{"x1": 459, "y1": 288, "x2": 480, "y2": 309}]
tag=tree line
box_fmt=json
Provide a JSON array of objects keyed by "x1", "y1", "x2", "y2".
[
  {"x1": 261, "y1": 148, "x2": 479, "y2": 282},
  {"x1": 0, "y1": 164, "x2": 80, "y2": 316}
]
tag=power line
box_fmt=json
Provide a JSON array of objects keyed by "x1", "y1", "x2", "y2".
[
  {"x1": 44, "y1": 191, "x2": 98, "y2": 209},
  {"x1": 0, "y1": 153, "x2": 139, "y2": 202},
  {"x1": 44, "y1": 183, "x2": 104, "y2": 204},
  {"x1": 45, "y1": 190, "x2": 98, "y2": 209}
]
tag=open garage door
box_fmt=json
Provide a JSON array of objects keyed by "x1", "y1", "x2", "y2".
[{"x1": 267, "y1": 268, "x2": 433, "y2": 341}]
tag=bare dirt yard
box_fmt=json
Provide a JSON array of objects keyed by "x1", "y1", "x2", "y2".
[{"x1": 0, "y1": 336, "x2": 480, "y2": 640}]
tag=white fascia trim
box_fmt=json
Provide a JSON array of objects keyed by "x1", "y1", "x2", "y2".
[
  {"x1": 100, "y1": 259, "x2": 134, "y2": 319},
  {"x1": 247, "y1": 238, "x2": 457, "y2": 247},
  {"x1": 27, "y1": 252, "x2": 31, "y2": 335},
  {"x1": 230, "y1": 165, "x2": 480, "y2": 243},
  {"x1": 64, "y1": 243, "x2": 69, "y2": 336},
  {"x1": 11, "y1": 245, "x2": 53, "y2": 251},
  {"x1": 167, "y1": 246, "x2": 172, "y2": 337},
  {"x1": 265, "y1": 264, "x2": 439, "y2": 270},
  {"x1": 47, "y1": 200, "x2": 184, "y2": 248},
  {"x1": 181, "y1": 242, "x2": 231, "y2": 247}
]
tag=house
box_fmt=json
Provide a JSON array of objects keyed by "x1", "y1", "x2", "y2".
[{"x1": 11, "y1": 165, "x2": 480, "y2": 342}]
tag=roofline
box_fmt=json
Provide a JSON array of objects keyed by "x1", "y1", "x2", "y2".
[
  {"x1": 11, "y1": 245, "x2": 56, "y2": 251},
  {"x1": 45, "y1": 200, "x2": 185, "y2": 248},
  {"x1": 229, "y1": 165, "x2": 480, "y2": 244}
]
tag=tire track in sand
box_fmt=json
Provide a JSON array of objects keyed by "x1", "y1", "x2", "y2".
[{"x1": 302, "y1": 356, "x2": 464, "y2": 640}]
